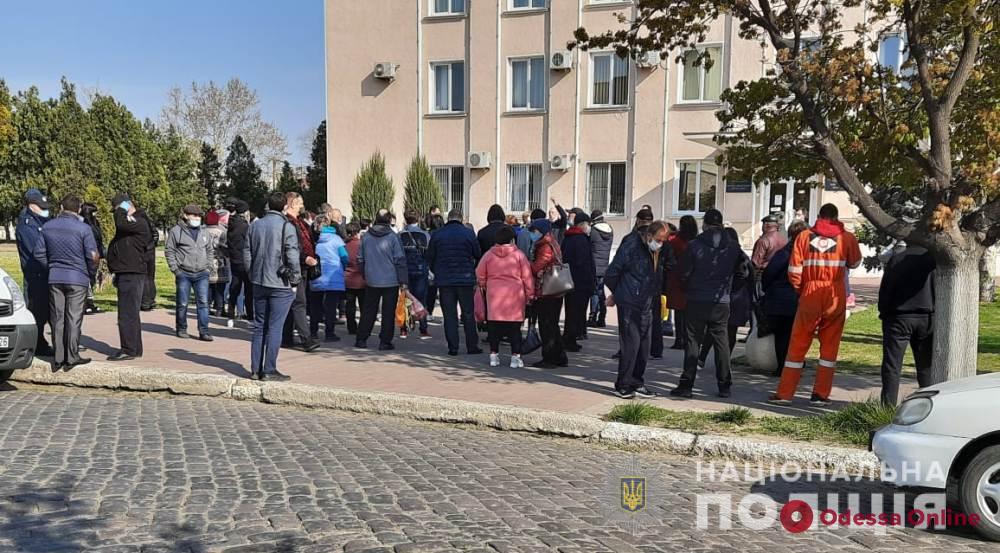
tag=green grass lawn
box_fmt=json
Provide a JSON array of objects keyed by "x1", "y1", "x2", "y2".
[{"x1": 0, "y1": 248, "x2": 177, "y2": 311}]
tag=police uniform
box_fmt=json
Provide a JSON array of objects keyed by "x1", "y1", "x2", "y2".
[{"x1": 15, "y1": 191, "x2": 53, "y2": 354}]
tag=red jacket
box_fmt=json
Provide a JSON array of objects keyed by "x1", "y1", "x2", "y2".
[
  {"x1": 288, "y1": 215, "x2": 316, "y2": 263},
  {"x1": 664, "y1": 235, "x2": 689, "y2": 310},
  {"x1": 343, "y1": 236, "x2": 365, "y2": 290},
  {"x1": 530, "y1": 234, "x2": 561, "y2": 298}
]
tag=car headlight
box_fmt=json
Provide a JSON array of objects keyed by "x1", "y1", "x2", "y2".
[
  {"x1": 2, "y1": 275, "x2": 26, "y2": 312},
  {"x1": 893, "y1": 397, "x2": 933, "y2": 425}
]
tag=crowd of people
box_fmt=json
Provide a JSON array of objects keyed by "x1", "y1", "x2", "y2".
[{"x1": 17, "y1": 185, "x2": 929, "y2": 406}]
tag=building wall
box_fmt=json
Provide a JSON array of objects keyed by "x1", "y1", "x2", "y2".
[{"x1": 325, "y1": 0, "x2": 867, "y2": 250}]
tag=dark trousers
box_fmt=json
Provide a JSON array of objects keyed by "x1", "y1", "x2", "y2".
[
  {"x1": 535, "y1": 296, "x2": 566, "y2": 364},
  {"x1": 210, "y1": 282, "x2": 227, "y2": 313},
  {"x1": 768, "y1": 314, "x2": 796, "y2": 376},
  {"x1": 672, "y1": 309, "x2": 688, "y2": 348},
  {"x1": 345, "y1": 288, "x2": 365, "y2": 334},
  {"x1": 488, "y1": 321, "x2": 523, "y2": 354},
  {"x1": 308, "y1": 290, "x2": 324, "y2": 337},
  {"x1": 115, "y1": 273, "x2": 145, "y2": 357},
  {"x1": 141, "y1": 253, "x2": 157, "y2": 309},
  {"x1": 650, "y1": 297, "x2": 664, "y2": 357},
  {"x1": 250, "y1": 286, "x2": 295, "y2": 376},
  {"x1": 616, "y1": 304, "x2": 651, "y2": 392},
  {"x1": 680, "y1": 301, "x2": 732, "y2": 393},
  {"x1": 438, "y1": 286, "x2": 479, "y2": 353},
  {"x1": 562, "y1": 289, "x2": 590, "y2": 345},
  {"x1": 228, "y1": 267, "x2": 254, "y2": 319},
  {"x1": 406, "y1": 273, "x2": 429, "y2": 332},
  {"x1": 699, "y1": 325, "x2": 739, "y2": 365},
  {"x1": 311, "y1": 290, "x2": 344, "y2": 338},
  {"x1": 357, "y1": 286, "x2": 399, "y2": 346},
  {"x1": 426, "y1": 284, "x2": 438, "y2": 317},
  {"x1": 175, "y1": 270, "x2": 210, "y2": 335},
  {"x1": 282, "y1": 279, "x2": 311, "y2": 345},
  {"x1": 49, "y1": 283, "x2": 87, "y2": 365},
  {"x1": 589, "y1": 277, "x2": 607, "y2": 323},
  {"x1": 880, "y1": 314, "x2": 934, "y2": 405},
  {"x1": 24, "y1": 277, "x2": 50, "y2": 349}
]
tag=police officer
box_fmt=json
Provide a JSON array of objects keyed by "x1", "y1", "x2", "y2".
[{"x1": 15, "y1": 188, "x2": 54, "y2": 355}]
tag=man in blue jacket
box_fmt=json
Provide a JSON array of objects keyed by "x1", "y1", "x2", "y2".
[
  {"x1": 605, "y1": 220, "x2": 673, "y2": 399},
  {"x1": 672, "y1": 209, "x2": 751, "y2": 398},
  {"x1": 426, "y1": 209, "x2": 482, "y2": 356},
  {"x1": 15, "y1": 188, "x2": 54, "y2": 356},
  {"x1": 32, "y1": 194, "x2": 98, "y2": 370}
]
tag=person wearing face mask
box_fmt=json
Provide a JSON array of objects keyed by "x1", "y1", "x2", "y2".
[
  {"x1": 106, "y1": 193, "x2": 154, "y2": 360},
  {"x1": 587, "y1": 210, "x2": 614, "y2": 329},
  {"x1": 165, "y1": 204, "x2": 215, "y2": 341},
  {"x1": 605, "y1": 220, "x2": 673, "y2": 399},
  {"x1": 15, "y1": 188, "x2": 54, "y2": 355},
  {"x1": 516, "y1": 209, "x2": 547, "y2": 260},
  {"x1": 529, "y1": 218, "x2": 568, "y2": 368},
  {"x1": 671, "y1": 209, "x2": 751, "y2": 399},
  {"x1": 560, "y1": 210, "x2": 596, "y2": 351},
  {"x1": 226, "y1": 199, "x2": 253, "y2": 322}
]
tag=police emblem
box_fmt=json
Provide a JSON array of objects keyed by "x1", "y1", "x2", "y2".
[{"x1": 620, "y1": 477, "x2": 645, "y2": 512}]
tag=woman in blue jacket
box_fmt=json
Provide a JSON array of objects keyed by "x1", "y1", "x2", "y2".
[
  {"x1": 761, "y1": 221, "x2": 809, "y2": 376},
  {"x1": 310, "y1": 216, "x2": 349, "y2": 341}
]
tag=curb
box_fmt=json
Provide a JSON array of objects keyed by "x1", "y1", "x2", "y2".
[{"x1": 11, "y1": 361, "x2": 880, "y2": 474}]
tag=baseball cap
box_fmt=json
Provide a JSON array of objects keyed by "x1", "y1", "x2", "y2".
[{"x1": 24, "y1": 188, "x2": 52, "y2": 210}]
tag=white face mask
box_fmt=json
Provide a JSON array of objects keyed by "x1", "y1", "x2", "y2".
[
  {"x1": 188, "y1": 217, "x2": 202, "y2": 228},
  {"x1": 648, "y1": 240, "x2": 662, "y2": 253}
]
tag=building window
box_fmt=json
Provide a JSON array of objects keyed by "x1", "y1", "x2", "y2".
[
  {"x1": 510, "y1": 0, "x2": 545, "y2": 8},
  {"x1": 510, "y1": 57, "x2": 546, "y2": 110},
  {"x1": 590, "y1": 53, "x2": 629, "y2": 107},
  {"x1": 680, "y1": 46, "x2": 723, "y2": 102},
  {"x1": 433, "y1": 166, "x2": 465, "y2": 215},
  {"x1": 431, "y1": 62, "x2": 465, "y2": 113},
  {"x1": 587, "y1": 162, "x2": 627, "y2": 216},
  {"x1": 508, "y1": 163, "x2": 543, "y2": 213},
  {"x1": 676, "y1": 160, "x2": 718, "y2": 213},
  {"x1": 431, "y1": 0, "x2": 465, "y2": 16},
  {"x1": 879, "y1": 34, "x2": 905, "y2": 74}
]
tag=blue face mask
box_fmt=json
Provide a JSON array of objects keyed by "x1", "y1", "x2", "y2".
[
  {"x1": 119, "y1": 201, "x2": 132, "y2": 211},
  {"x1": 38, "y1": 209, "x2": 50, "y2": 218},
  {"x1": 529, "y1": 231, "x2": 543, "y2": 242}
]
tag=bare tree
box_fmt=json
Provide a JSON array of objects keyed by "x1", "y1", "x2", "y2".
[{"x1": 160, "y1": 78, "x2": 288, "y2": 182}]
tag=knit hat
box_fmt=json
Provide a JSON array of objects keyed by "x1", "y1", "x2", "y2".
[
  {"x1": 703, "y1": 208, "x2": 724, "y2": 227},
  {"x1": 530, "y1": 208, "x2": 546, "y2": 220},
  {"x1": 572, "y1": 210, "x2": 591, "y2": 225},
  {"x1": 205, "y1": 210, "x2": 221, "y2": 226},
  {"x1": 590, "y1": 209, "x2": 604, "y2": 221},
  {"x1": 529, "y1": 219, "x2": 552, "y2": 235},
  {"x1": 636, "y1": 208, "x2": 654, "y2": 222}
]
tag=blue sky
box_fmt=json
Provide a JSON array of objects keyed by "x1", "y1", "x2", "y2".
[{"x1": 0, "y1": 0, "x2": 325, "y2": 164}]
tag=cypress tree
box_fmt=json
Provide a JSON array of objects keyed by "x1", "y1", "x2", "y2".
[
  {"x1": 350, "y1": 152, "x2": 394, "y2": 222},
  {"x1": 403, "y1": 155, "x2": 444, "y2": 220}
]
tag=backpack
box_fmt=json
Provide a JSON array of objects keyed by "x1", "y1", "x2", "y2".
[{"x1": 399, "y1": 230, "x2": 429, "y2": 276}]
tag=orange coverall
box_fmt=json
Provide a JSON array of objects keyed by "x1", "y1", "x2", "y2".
[{"x1": 774, "y1": 218, "x2": 862, "y2": 401}]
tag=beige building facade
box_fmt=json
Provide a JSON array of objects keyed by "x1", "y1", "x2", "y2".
[{"x1": 325, "y1": 0, "x2": 875, "y2": 248}]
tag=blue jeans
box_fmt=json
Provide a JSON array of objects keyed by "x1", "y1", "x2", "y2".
[
  {"x1": 175, "y1": 270, "x2": 210, "y2": 335},
  {"x1": 251, "y1": 286, "x2": 295, "y2": 375},
  {"x1": 407, "y1": 272, "x2": 429, "y2": 332}
]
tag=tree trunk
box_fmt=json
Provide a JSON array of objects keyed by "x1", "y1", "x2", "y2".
[
  {"x1": 980, "y1": 246, "x2": 997, "y2": 303},
  {"x1": 930, "y1": 256, "x2": 981, "y2": 383}
]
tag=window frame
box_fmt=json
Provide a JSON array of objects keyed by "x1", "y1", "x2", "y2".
[
  {"x1": 586, "y1": 161, "x2": 628, "y2": 217},
  {"x1": 673, "y1": 159, "x2": 719, "y2": 215},
  {"x1": 429, "y1": 60, "x2": 466, "y2": 114},
  {"x1": 432, "y1": 165, "x2": 466, "y2": 215},
  {"x1": 508, "y1": 0, "x2": 546, "y2": 10},
  {"x1": 878, "y1": 33, "x2": 906, "y2": 75},
  {"x1": 588, "y1": 51, "x2": 631, "y2": 108},
  {"x1": 506, "y1": 162, "x2": 544, "y2": 214},
  {"x1": 507, "y1": 55, "x2": 547, "y2": 112},
  {"x1": 677, "y1": 43, "x2": 724, "y2": 104},
  {"x1": 428, "y1": 0, "x2": 466, "y2": 17}
]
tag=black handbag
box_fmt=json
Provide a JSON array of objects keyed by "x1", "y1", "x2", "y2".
[
  {"x1": 522, "y1": 318, "x2": 542, "y2": 354},
  {"x1": 307, "y1": 254, "x2": 322, "y2": 280}
]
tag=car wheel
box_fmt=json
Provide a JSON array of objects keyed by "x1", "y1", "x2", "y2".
[
  {"x1": 0, "y1": 370, "x2": 13, "y2": 385},
  {"x1": 960, "y1": 446, "x2": 1000, "y2": 541}
]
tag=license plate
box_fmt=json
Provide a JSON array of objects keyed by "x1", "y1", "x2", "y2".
[{"x1": 0, "y1": 336, "x2": 8, "y2": 348}]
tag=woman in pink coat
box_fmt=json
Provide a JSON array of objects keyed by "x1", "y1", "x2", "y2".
[{"x1": 476, "y1": 225, "x2": 534, "y2": 369}]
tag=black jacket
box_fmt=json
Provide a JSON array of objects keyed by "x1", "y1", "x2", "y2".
[
  {"x1": 227, "y1": 215, "x2": 250, "y2": 269},
  {"x1": 878, "y1": 245, "x2": 935, "y2": 318},
  {"x1": 427, "y1": 220, "x2": 481, "y2": 287},
  {"x1": 761, "y1": 242, "x2": 799, "y2": 317},
  {"x1": 561, "y1": 227, "x2": 596, "y2": 295},
  {"x1": 476, "y1": 221, "x2": 506, "y2": 262},
  {"x1": 590, "y1": 220, "x2": 614, "y2": 277},
  {"x1": 605, "y1": 232, "x2": 675, "y2": 311},
  {"x1": 107, "y1": 207, "x2": 153, "y2": 275},
  {"x1": 680, "y1": 227, "x2": 750, "y2": 304}
]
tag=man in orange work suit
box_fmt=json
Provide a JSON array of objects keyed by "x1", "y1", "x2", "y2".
[{"x1": 768, "y1": 203, "x2": 862, "y2": 406}]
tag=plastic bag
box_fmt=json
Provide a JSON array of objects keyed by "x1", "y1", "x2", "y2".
[
  {"x1": 407, "y1": 290, "x2": 428, "y2": 320},
  {"x1": 395, "y1": 290, "x2": 408, "y2": 328},
  {"x1": 474, "y1": 287, "x2": 487, "y2": 323},
  {"x1": 745, "y1": 313, "x2": 778, "y2": 373},
  {"x1": 660, "y1": 295, "x2": 669, "y2": 321}
]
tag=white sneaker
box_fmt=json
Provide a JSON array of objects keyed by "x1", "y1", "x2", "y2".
[
  {"x1": 489, "y1": 353, "x2": 500, "y2": 367},
  {"x1": 510, "y1": 356, "x2": 524, "y2": 369}
]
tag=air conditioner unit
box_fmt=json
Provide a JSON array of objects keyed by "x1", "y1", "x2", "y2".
[
  {"x1": 468, "y1": 151, "x2": 492, "y2": 170},
  {"x1": 636, "y1": 50, "x2": 662, "y2": 69},
  {"x1": 550, "y1": 50, "x2": 573, "y2": 70},
  {"x1": 373, "y1": 62, "x2": 398, "y2": 80},
  {"x1": 549, "y1": 154, "x2": 573, "y2": 172}
]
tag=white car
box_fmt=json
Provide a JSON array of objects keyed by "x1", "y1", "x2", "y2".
[
  {"x1": 0, "y1": 267, "x2": 37, "y2": 383},
  {"x1": 872, "y1": 373, "x2": 1000, "y2": 541}
]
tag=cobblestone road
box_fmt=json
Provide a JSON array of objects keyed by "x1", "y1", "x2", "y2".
[{"x1": 0, "y1": 389, "x2": 992, "y2": 552}]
